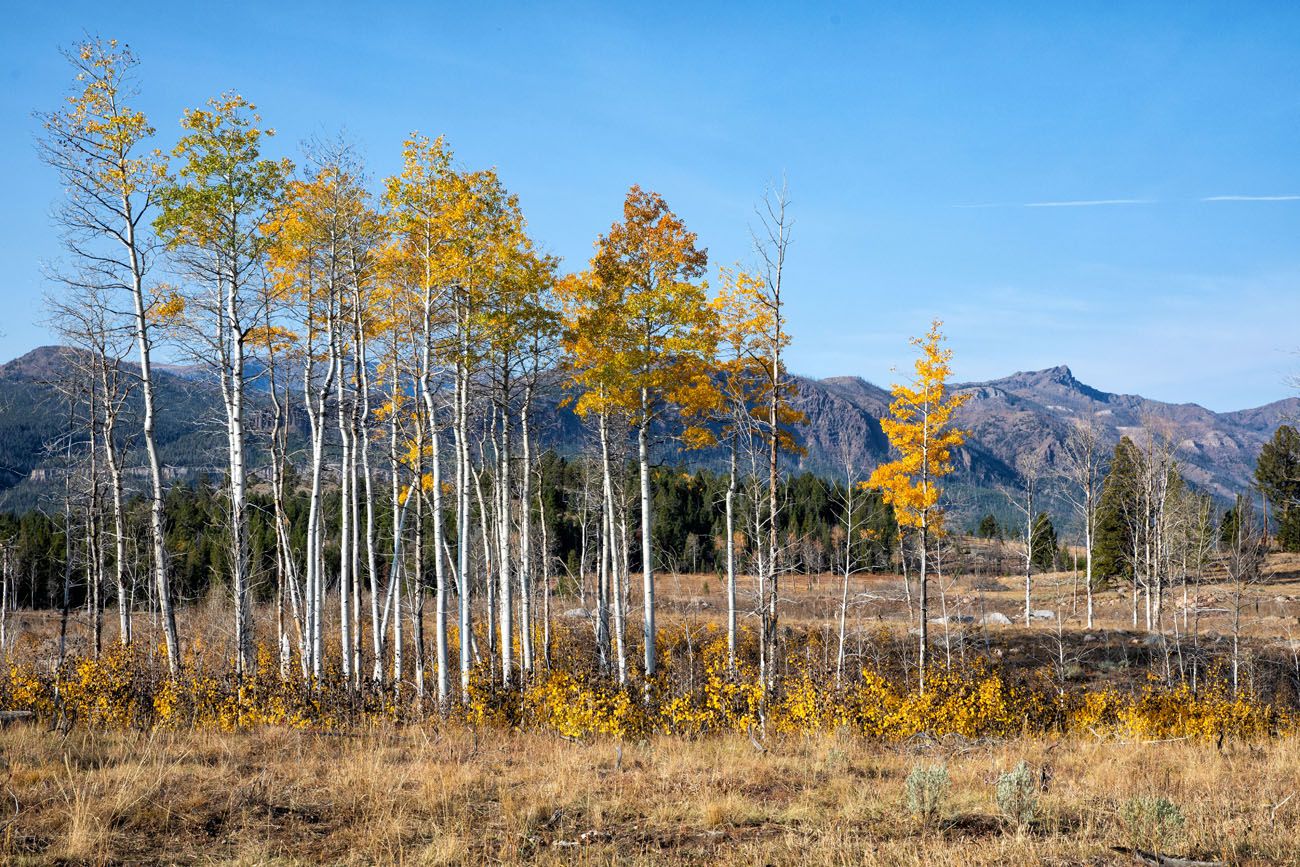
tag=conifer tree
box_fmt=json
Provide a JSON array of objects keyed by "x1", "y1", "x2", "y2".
[
  {"x1": 1092, "y1": 436, "x2": 1141, "y2": 581},
  {"x1": 1030, "y1": 512, "x2": 1058, "y2": 571},
  {"x1": 1256, "y1": 424, "x2": 1300, "y2": 552}
]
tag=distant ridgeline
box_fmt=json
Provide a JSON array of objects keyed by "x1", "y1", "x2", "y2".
[{"x1": 1, "y1": 345, "x2": 1296, "y2": 527}]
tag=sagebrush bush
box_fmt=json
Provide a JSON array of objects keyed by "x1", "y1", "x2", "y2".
[
  {"x1": 1120, "y1": 795, "x2": 1185, "y2": 852},
  {"x1": 905, "y1": 762, "x2": 950, "y2": 824},
  {"x1": 995, "y1": 760, "x2": 1038, "y2": 828}
]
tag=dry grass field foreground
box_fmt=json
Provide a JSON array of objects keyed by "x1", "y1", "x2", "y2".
[
  {"x1": 1, "y1": 724, "x2": 1297, "y2": 866},
  {"x1": 5, "y1": 552, "x2": 1300, "y2": 864}
]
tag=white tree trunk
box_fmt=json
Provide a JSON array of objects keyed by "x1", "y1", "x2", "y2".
[
  {"x1": 519, "y1": 389, "x2": 535, "y2": 677},
  {"x1": 126, "y1": 208, "x2": 179, "y2": 676},
  {"x1": 638, "y1": 396, "x2": 656, "y2": 687},
  {"x1": 725, "y1": 443, "x2": 737, "y2": 669}
]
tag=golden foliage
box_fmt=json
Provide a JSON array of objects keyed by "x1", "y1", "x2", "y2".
[
  {"x1": 2, "y1": 634, "x2": 1292, "y2": 744},
  {"x1": 866, "y1": 320, "x2": 969, "y2": 533}
]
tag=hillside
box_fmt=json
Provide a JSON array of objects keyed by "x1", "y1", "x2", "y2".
[
  {"x1": 0, "y1": 346, "x2": 300, "y2": 512},
  {"x1": 1, "y1": 346, "x2": 1294, "y2": 519},
  {"x1": 949, "y1": 364, "x2": 1298, "y2": 501}
]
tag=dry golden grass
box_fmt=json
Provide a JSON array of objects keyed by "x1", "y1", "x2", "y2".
[
  {"x1": 4, "y1": 552, "x2": 1300, "y2": 863},
  {"x1": 0, "y1": 723, "x2": 1297, "y2": 865}
]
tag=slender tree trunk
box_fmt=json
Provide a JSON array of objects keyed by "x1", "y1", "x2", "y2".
[
  {"x1": 98, "y1": 359, "x2": 131, "y2": 647},
  {"x1": 836, "y1": 468, "x2": 855, "y2": 687},
  {"x1": 456, "y1": 301, "x2": 473, "y2": 703},
  {"x1": 1085, "y1": 502, "x2": 1094, "y2": 629},
  {"x1": 538, "y1": 466, "x2": 552, "y2": 670},
  {"x1": 596, "y1": 412, "x2": 615, "y2": 676},
  {"x1": 725, "y1": 442, "x2": 737, "y2": 670},
  {"x1": 126, "y1": 205, "x2": 179, "y2": 676},
  {"x1": 497, "y1": 402, "x2": 513, "y2": 687},
  {"x1": 638, "y1": 402, "x2": 656, "y2": 690},
  {"x1": 412, "y1": 474, "x2": 426, "y2": 700},
  {"x1": 336, "y1": 333, "x2": 353, "y2": 683},
  {"x1": 519, "y1": 388, "x2": 534, "y2": 677},
  {"x1": 86, "y1": 412, "x2": 103, "y2": 657},
  {"x1": 305, "y1": 319, "x2": 336, "y2": 681},
  {"x1": 919, "y1": 520, "x2": 929, "y2": 693},
  {"x1": 221, "y1": 269, "x2": 252, "y2": 677}
]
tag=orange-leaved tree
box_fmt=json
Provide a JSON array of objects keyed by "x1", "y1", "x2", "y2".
[
  {"x1": 866, "y1": 320, "x2": 968, "y2": 693},
  {"x1": 561, "y1": 185, "x2": 717, "y2": 692}
]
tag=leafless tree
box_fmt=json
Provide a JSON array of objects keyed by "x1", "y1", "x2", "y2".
[
  {"x1": 1223, "y1": 495, "x2": 1267, "y2": 696},
  {"x1": 1004, "y1": 451, "x2": 1045, "y2": 625},
  {"x1": 1059, "y1": 418, "x2": 1106, "y2": 628}
]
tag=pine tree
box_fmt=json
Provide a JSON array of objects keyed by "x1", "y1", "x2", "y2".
[
  {"x1": 1030, "y1": 512, "x2": 1058, "y2": 571},
  {"x1": 1256, "y1": 424, "x2": 1300, "y2": 552},
  {"x1": 1092, "y1": 437, "x2": 1141, "y2": 581}
]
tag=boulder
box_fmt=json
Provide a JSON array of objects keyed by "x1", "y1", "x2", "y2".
[
  {"x1": 561, "y1": 608, "x2": 590, "y2": 619},
  {"x1": 982, "y1": 612, "x2": 1012, "y2": 626}
]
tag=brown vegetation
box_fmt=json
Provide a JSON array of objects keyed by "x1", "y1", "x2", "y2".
[{"x1": 1, "y1": 725, "x2": 1297, "y2": 865}]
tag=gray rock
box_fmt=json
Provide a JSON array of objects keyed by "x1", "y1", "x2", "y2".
[
  {"x1": 561, "y1": 608, "x2": 590, "y2": 619},
  {"x1": 1030, "y1": 609, "x2": 1056, "y2": 620},
  {"x1": 982, "y1": 612, "x2": 1012, "y2": 626}
]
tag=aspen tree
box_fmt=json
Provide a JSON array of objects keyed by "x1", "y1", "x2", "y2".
[
  {"x1": 1005, "y1": 452, "x2": 1044, "y2": 626},
  {"x1": 833, "y1": 440, "x2": 865, "y2": 686},
  {"x1": 156, "y1": 93, "x2": 289, "y2": 676},
  {"x1": 750, "y1": 183, "x2": 801, "y2": 696},
  {"x1": 382, "y1": 135, "x2": 456, "y2": 705},
  {"x1": 1059, "y1": 419, "x2": 1105, "y2": 629},
  {"x1": 713, "y1": 267, "x2": 773, "y2": 669},
  {"x1": 557, "y1": 271, "x2": 622, "y2": 677},
  {"x1": 482, "y1": 247, "x2": 559, "y2": 680},
  {"x1": 247, "y1": 315, "x2": 302, "y2": 675},
  {"x1": 345, "y1": 198, "x2": 383, "y2": 686},
  {"x1": 46, "y1": 286, "x2": 135, "y2": 648},
  {"x1": 582, "y1": 186, "x2": 715, "y2": 690},
  {"x1": 38, "y1": 38, "x2": 181, "y2": 675},
  {"x1": 268, "y1": 174, "x2": 336, "y2": 679},
  {"x1": 867, "y1": 321, "x2": 969, "y2": 693}
]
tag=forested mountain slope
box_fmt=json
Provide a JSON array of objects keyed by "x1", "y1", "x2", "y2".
[{"x1": 1, "y1": 346, "x2": 1292, "y2": 518}]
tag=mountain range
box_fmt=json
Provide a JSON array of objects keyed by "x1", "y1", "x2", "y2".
[
  {"x1": 788, "y1": 365, "x2": 1297, "y2": 521},
  {"x1": 1, "y1": 345, "x2": 1295, "y2": 523}
]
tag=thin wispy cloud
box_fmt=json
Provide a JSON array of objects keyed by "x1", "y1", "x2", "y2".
[
  {"x1": 954, "y1": 198, "x2": 1154, "y2": 209},
  {"x1": 1202, "y1": 194, "x2": 1300, "y2": 202},
  {"x1": 1024, "y1": 198, "x2": 1153, "y2": 208}
]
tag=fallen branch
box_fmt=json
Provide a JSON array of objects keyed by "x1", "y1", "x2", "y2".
[
  {"x1": 1269, "y1": 791, "x2": 1294, "y2": 826},
  {"x1": 1109, "y1": 846, "x2": 1226, "y2": 867}
]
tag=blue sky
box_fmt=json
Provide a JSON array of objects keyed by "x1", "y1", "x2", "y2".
[{"x1": 3, "y1": 1, "x2": 1299, "y2": 411}]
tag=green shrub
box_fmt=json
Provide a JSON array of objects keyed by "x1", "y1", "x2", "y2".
[
  {"x1": 995, "y1": 760, "x2": 1038, "y2": 828},
  {"x1": 905, "y1": 762, "x2": 950, "y2": 824},
  {"x1": 1120, "y1": 795, "x2": 1184, "y2": 852}
]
